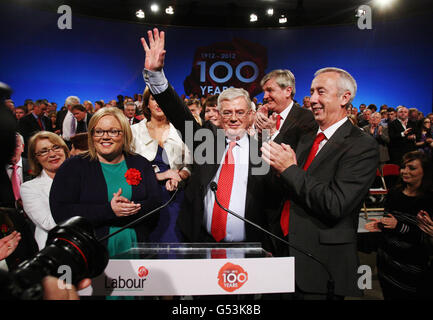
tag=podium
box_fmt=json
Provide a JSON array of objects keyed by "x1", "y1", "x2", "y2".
[{"x1": 79, "y1": 242, "x2": 294, "y2": 296}]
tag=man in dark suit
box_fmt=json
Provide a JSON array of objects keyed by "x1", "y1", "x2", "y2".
[
  {"x1": 388, "y1": 106, "x2": 417, "y2": 164},
  {"x1": 1, "y1": 133, "x2": 38, "y2": 271},
  {"x1": 254, "y1": 70, "x2": 318, "y2": 249},
  {"x1": 140, "y1": 29, "x2": 271, "y2": 250},
  {"x1": 261, "y1": 67, "x2": 379, "y2": 299},
  {"x1": 71, "y1": 104, "x2": 92, "y2": 134},
  {"x1": 123, "y1": 102, "x2": 141, "y2": 125},
  {"x1": 17, "y1": 99, "x2": 53, "y2": 157},
  {"x1": 255, "y1": 69, "x2": 317, "y2": 150}
]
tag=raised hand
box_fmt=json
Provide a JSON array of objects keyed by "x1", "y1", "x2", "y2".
[{"x1": 140, "y1": 28, "x2": 166, "y2": 72}]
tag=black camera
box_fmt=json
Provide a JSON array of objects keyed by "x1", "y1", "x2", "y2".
[{"x1": 8, "y1": 216, "x2": 108, "y2": 300}]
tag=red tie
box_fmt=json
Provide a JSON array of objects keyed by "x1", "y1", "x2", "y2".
[
  {"x1": 11, "y1": 164, "x2": 21, "y2": 201},
  {"x1": 280, "y1": 133, "x2": 327, "y2": 236},
  {"x1": 211, "y1": 141, "x2": 236, "y2": 242},
  {"x1": 37, "y1": 116, "x2": 43, "y2": 130},
  {"x1": 276, "y1": 114, "x2": 282, "y2": 130}
]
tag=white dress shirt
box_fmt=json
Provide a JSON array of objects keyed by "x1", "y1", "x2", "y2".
[
  {"x1": 203, "y1": 134, "x2": 250, "y2": 242},
  {"x1": 20, "y1": 169, "x2": 57, "y2": 250},
  {"x1": 131, "y1": 119, "x2": 192, "y2": 174},
  {"x1": 62, "y1": 110, "x2": 77, "y2": 141},
  {"x1": 316, "y1": 117, "x2": 349, "y2": 155},
  {"x1": 5, "y1": 157, "x2": 23, "y2": 185}
]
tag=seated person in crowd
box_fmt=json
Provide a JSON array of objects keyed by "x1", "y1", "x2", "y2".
[
  {"x1": 49, "y1": 107, "x2": 162, "y2": 256},
  {"x1": 186, "y1": 99, "x2": 203, "y2": 125}
]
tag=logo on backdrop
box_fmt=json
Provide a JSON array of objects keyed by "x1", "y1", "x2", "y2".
[
  {"x1": 217, "y1": 262, "x2": 248, "y2": 292},
  {"x1": 184, "y1": 38, "x2": 268, "y2": 98}
]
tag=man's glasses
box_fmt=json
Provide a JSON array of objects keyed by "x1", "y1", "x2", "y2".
[
  {"x1": 35, "y1": 145, "x2": 63, "y2": 157},
  {"x1": 221, "y1": 110, "x2": 249, "y2": 119},
  {"x1": 92, "y1": 129, "x2": 123, "y2": 137}
]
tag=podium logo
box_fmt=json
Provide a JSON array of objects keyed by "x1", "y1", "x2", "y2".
[
  {"x1": 104, "y1": 266, "x2": 149, "y2": 290},
  {"x1": 138, "y1": 266, "x2": 148, "y2": 278},
  {"x1": 217, "y1": 262, "x2": 248, "y2": 292}
]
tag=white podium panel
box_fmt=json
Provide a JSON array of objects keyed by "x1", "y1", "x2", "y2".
[{"x1": 79, "y1": 257, "x2": 294, "y2": 296}]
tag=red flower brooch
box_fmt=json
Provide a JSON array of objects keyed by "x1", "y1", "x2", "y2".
[{"x1": 125, "y1": 168, "x2": 142, "y2": 186}]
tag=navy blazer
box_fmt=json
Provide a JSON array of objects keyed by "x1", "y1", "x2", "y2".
[{"x1": 49, "y1": 153, "x2": 162, "y2": 244}]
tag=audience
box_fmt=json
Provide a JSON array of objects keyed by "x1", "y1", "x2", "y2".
[
  {"x1": 362, "y1": 112, "x2": 390, "y2": 166},
  {"x1": 388, "y1": 106, "x2": 417, "y2": 164}
]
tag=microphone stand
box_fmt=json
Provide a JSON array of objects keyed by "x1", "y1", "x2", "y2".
[
  {"x1": 210, "y1": 182, "x2": 335, "y2": 300},
  {"x1": 98, "y1": 183, "x2": 183, "y2": 242}
]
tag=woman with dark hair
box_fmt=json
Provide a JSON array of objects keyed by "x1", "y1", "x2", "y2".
[
  {"x1": 415, "y1": 117, "x2": 433, "y2": 158},
  {"x1": 366, "y1": 151, "x2": 433, "y2": 299},
  {"x1": 131, "y1": 87, "x2": 191, "y2": 243}
]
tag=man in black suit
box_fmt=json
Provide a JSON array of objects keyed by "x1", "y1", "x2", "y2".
[
  {"x1": 71, "y1": 104, "x2": 92, "y2": 134},
  {"x1": 254, "y1": 70, "x2": 318, "y2": 249},
  {"x1": 255, "y1": 69, "x2": 317, "y2": 150},
  {"x1": 261, "y1": 67, "x2": 379, "y2": 299},
  {"x1": 17, "y1": 99, "x2": 53, "y2": 157},
  {"x1": 388, "y1": 105, "x2": 417, "y2": 164},
  {"x1": 140, "y1": 29, "x2": 271, "y2": 250},
  {"x1": 123, "y1": 102, "x2": 141, "y2": 125}
]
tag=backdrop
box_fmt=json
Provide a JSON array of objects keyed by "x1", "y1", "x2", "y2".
[{"x1": 0, "y1": 2, "x2": 432, "y2": 115}]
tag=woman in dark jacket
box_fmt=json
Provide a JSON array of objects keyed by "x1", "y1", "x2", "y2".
[{"x1": 366, "y1": 151, "x2": 433, "y2": 299}]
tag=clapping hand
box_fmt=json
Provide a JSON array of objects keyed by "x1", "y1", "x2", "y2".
[
  {"x1": 0, "y1": 231, "x2": 21, "y2": 260},
  {"x1": 111, "y1": 188, "x2": 141, "y2": 217},
  {"x1": 261, "y1": 140, "x2": 297, "y2": 174},
  {"x1": 417, "y1": 210, "x2": 433, "y2": 237},
  {"x1": 141, "y1": 28, "x2": 166, "y2": 72}
]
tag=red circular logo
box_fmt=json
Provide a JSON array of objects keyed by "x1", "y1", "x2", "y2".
[
  {"x1": 138, "y1": 266, "x2": 148, "y2": 278},
  {"x1": 217, "y1": 262, "x2": 248, "y2": 292}
]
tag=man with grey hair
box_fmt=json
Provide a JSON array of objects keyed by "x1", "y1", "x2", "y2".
[
  {"x1": 255, "y1": 69, "x2": 316, "y2": 150},
  {"x1": 262, "y1": 67, "x2": 379, "y2": 299},
  {"x1": 140, "y1": 28, "x2": 271, "y2": 250},
  {"x1": 56, "y1": 96, "x2": 80, "y2": 146}
]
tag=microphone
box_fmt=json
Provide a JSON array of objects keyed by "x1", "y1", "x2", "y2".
[
  {"x1": 98, "y1": 180, "x2": 186, "y2": 242},
  {"x1": 210, "y1": 181, "x2": 335, "y2": 300}
]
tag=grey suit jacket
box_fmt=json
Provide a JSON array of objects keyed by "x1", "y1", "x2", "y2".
[{"x1": 280, "y1": 119, "x2": 379, "y2": 296}]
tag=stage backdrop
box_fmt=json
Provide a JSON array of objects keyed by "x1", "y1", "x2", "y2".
[{"x1": 0, "y1": 2, "x2": 432, "y2": 115}]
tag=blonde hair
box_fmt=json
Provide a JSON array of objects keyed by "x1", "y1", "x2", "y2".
[
  {"x1": 27, "y1": 131, "x2": 70, "y2": 176},
  {"x1": 86, "y1": 107, "x2": 135, "y2": 161}
]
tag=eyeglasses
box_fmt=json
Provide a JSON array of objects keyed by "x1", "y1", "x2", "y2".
[
  {"x1": 35, "y1": 144, "x2": 63, "y2": 157},
  {"x1": 221, "y1": 110, "x2": 249, "y2": 119},
  {"x1": 92, "y1": 129, "x2": 123, "y2": 137}
]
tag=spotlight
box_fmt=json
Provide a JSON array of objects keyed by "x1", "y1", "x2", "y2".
[
  {"x1": 375, "y1": 0, "x2": 396, "y2": 7},
  {"x1": 250, "y1": 13, "x2": 258, "y2": 22},
  {"x1": 267, "y1": 8, "x2": 274, "y2": 16},
  {"x1": 165, "y1": 6, "x2": 174, "y2": 15},
  {"x1": 136, "y1": 9, "x2": 145, "y2": 19},
  {"x1": 279, "y1": 15, "x2": 287, "y2": 24},
  {"x1": 150, "y1": 4, "x2": 159, "y2": 12}
]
